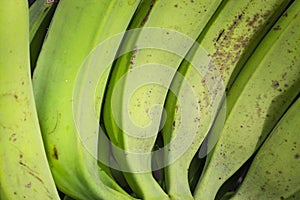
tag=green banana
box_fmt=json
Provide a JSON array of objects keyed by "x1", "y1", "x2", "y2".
[
  {"x1": 102, "y1": 0, "x2": 225, "y2": 199},
  {"x1": 162, "y1": 0, "x2": 293, "y2": 198},
  {"x1": 194, "y1": 0, "x2": 300, "y2": 199},
  {"x1": 32, "y1": 0, "x2": 142, "y2": 199},
  {"x1": 0, "y1": 1, "x2": 60, "y2": 199},
  {"x1": 29, "y1": 0, "x2": 57, "y2": 70},
  {"x1": 231, "y1": 96, "x2": 300, "y2": 199}
]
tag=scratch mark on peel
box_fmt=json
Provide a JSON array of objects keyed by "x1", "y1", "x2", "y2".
[
  {"x1": 19, "y1": 159, "x2": 53, "y2": 197},
  {"x1": 48, "y1": 112, "x2": 60, "y2": 134}
]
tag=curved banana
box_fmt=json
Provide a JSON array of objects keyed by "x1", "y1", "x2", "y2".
[
  {"x1": 0, "y1": 1, "x2": 60, "y2": 199},
  {"x1": 32, "y1": 0, "x2": 141, "y2": 199},
  {"x1": 102, "y1": 0, "x2": 225, "y2": 199},
  {"x1": 231, "y1": 96, "x2": 300, "y2": 199},
  {"x1": 194, "y1": 1, "x2": 300, "y2": 199},
  {"x1": 162, "y1": 0, "x2": 293, "y2": 198}
]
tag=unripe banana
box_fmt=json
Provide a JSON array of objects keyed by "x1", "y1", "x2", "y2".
[
  {"x1": 231, "y1": 96, "x2": 300, "y2": 199},
  {"x1": 194, "y1": 1, "x2": 300, "y2": 198},
  {"x1": 0, "y1": 1, "x2": 60, "y2": 199},
  {"x1": 32, "y1": 0, "x2": 141, "y2": 199},
  {"x1": 102, "y1": 0, "x2": 224, "y2": 199},
  {"x1": 162, "y1": 0, "x2": 293, "y2": 198}
]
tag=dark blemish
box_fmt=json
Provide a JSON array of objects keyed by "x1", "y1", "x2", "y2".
[
  {"x1": 238, "y1": 14, "x2": 243, "y2": 20},
  {"x1": 240, "y1": 125, "x2": 243, "y2": 128},
  {"x1": 234, "y1": 44, "x2": 241, "y2": 50},
  {"x1": 141, "y1": 0, "x2": 155, "y2": 26},
  {"x1": 294, "y1": 153, "x2": 300, "y2": 159},
  {"x1": 283, "y1": 12, "x2": 288, "y2": 17},
  {"x1": 130, "y1": 46, "x2": 138, "y2": 68},
  {"x1": 194, "y1": 117, "x2": 200, "y2": 122},
  {"x1": 172, "y1": 121, "x2": 176, "y2": 127},
  {"x1": 272, "y1": 80, "x2": 280, "y2": 89},
  {"x1": 218, "y1": 177, "x2": 222, "y2": 180},
  {"x1": 265, "y1": 170, "x2": 271, "y2": 174},
  {"x1": 21, "y1": 81, "x2": 24, "y2": 85},
  {"x1": 19, "y1": 154, "x2": 23, "y2": 159},
  {"x1": 25, "y1": 182, "x2": 31, "y2": 188},
  {"x1": 166, "y1": 31, "x2": 169, "y2": 35},
  {"x1": 14, "y1": 192, "x2": 17, "y2": 195},
  {"x1": 9, "y1": 133, "x2": 17, "y2": 142},
  {"x1": 247, "y1": 13, "x2": 259, "y2": 26},
  {"x1": 190, "y1": 0, "x2": 194, "y2": 2},
  {"x1": 278, "y1": 88, "x2": 282, "y2": 92},
  {"x1": 262, "y1": 11, "x2": 270, "y2": 20},
  {"x1": 273, "y1": 25, "x2": 281, "y2": 31},
  {"x1": 53, "y1": 145, "x2": 58, "y2": 160},
  {"x1": 261, "y1": 186, "x2": 266, "y2": 192},
  {"x1": 280, "y1": 196, "x2": 284, "y2": 200},
  {"x1": 278, "y1": 170, "x2": 282, "y2": 174},
  {"x1": 216, "y1": 29, "x2": 225, "y2": 42},
  {"x1": 174, "y1": 4, "x2": 178, "y2": 8},
  {"x1": 14, "y1": 94, "x2": 18, "y2": 99}
]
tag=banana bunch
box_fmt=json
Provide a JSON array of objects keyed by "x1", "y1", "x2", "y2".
[{"x1": 1, "y1": 0, "x2": 299, "y2": 199}]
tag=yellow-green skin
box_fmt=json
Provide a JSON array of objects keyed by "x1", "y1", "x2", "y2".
[
  {"x1": 230, "y1": 96, "x2": 300, "y2": 199},
  {"x1": 163, "y1": 0, "x2": 293, "y2": 199},
  {"x1": 0, "y1": 1, "x2": 60, "y2": 199},
  {"x1": 102, "y1": 0, "x2": 224, "y2": 199},
  {"x1": 194, "y1": 1, "x2": 300, "y2": 199},
  {"x1": 32, "y1": 0, "x2": 141, "y2": 199}
]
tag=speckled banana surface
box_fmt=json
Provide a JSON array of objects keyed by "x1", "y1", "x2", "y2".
[
  {"x1": 102, "y1": 0, "x2": 224, "y2": 199},
  {"x1": 230, "y1": 96, "x2": 300, "y2": 199},
  {"x1": 194, "y1": 1, "x2": 300, "y2": 199},
  {"x1": 162, "y1": 0, "x2": 293, "y2": 199},
  {"x1": 32, "y1": 0, "x2": 141, "y2": 199},
  {"x1": 0, "y1": 1, "x2": 60, "y2": 199}
]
